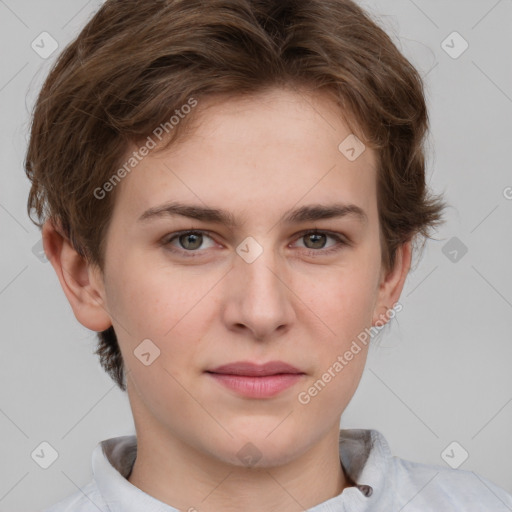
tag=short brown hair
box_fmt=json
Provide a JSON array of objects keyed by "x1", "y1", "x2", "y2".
[{"x1": 25, "y1": 0, "x2": 447, "y2": 391}]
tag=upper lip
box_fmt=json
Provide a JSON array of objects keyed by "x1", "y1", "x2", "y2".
[{"x1": 207, "y1": 361, "x2": 303, "y2": 376}]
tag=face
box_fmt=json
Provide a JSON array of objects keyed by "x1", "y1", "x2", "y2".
[{"x1": 57, "y1": 86, "x2": 409, "y2": 468}]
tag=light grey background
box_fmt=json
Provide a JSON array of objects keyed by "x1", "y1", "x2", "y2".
[{"x1": 0, "y1": 0, "x2": 511, "y2": 510}]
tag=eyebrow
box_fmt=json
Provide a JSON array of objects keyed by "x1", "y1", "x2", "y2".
[{"x1": 137, "y1": 201, "x2": 368, "y2": 227}]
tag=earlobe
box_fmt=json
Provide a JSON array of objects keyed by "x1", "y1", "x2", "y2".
[
  {"x1": 371, "y1": 241, "x2": 412, "y2": 326},
  {"x1": 42, "y1": 220, "x2": 112, "y2": 332}
]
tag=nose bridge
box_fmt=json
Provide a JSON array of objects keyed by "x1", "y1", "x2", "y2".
[
  {"x1": 223, "y1": 234, "x2": 295, "y2": 338},
  {"x1": 236, "y1": 235, "x2": 282, "y2": 299}
]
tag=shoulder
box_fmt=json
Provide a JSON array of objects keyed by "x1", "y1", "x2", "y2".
[
  {"x1": 391, "y1": 455, "x2": 512, "y2": 511},
  {"x1": 41, "y1": 479, "x2": 106, "y2": 512}
]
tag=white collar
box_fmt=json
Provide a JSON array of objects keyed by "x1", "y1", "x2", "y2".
[{"x1": 93, "y1": 428, "x2": 393, "y2": 511}]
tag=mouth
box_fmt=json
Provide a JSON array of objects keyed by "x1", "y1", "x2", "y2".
[
  {"x1": 205, "y1": 361, "x2": 305, "y2": 398},
  {"x1": 206, "y1": 360, "x2": 304, "y2": 377}
]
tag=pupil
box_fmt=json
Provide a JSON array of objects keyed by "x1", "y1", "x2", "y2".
[
  {"x1": 306, "y1": 233, "x2": 325, "y2": 249},
  {"x1": 181, "y1": 233, "x2": 202, "y2": 250}
]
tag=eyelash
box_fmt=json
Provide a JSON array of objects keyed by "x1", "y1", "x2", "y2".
[{"x1": 161, "y1": 229, "x2": 349, "y2": 258}]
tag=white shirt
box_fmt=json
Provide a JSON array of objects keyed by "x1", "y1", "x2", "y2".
[{"x1": 42, "y1": 428, "x2": 512, "y2": 511}]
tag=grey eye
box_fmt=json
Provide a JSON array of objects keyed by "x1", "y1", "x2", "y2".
[
  {"x1": 178, "y1": 232, "x2": 204, "y2": 250},
  {"x1": 302, "y1": 233, "x2": 328, "y2": 249}
]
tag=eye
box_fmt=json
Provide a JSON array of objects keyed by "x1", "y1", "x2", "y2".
[
  {"x1": 161, "y1": 229, "x2": 349, "y2": 259},
  {"x1": 164, "y1": 230, "x2": 216, "y2": 254},
  {"x1": 291, "y1": 230, "x2": 348, "y2": 255}
]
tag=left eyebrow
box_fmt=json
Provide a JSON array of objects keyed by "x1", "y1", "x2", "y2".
[
  {"x1": 281, "y1": 203, "x2": 368, "y2": 225},
  {"x1": 137, "y1": 201, "x2": 368, "y2": 227}
]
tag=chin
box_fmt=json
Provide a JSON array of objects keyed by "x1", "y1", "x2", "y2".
[{"x1": 213, "y1": 425, "x2": 306, "y2": 469}]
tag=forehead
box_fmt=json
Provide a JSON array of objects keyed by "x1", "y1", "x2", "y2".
[{"x1": 111, "y1": 87, "x2": 378, "y2": 225}]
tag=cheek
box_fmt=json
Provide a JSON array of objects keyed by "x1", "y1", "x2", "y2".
[
  {"x1": 108, "y1": 265, "x2": 211, "y2": 419},
  {"x1": 105, "y1": 255, "x2": 213, "y2": 340},
  {"x1": 295, "y1": 270, "x2": 375, "y2": 415},
  {"x1": 103, "y1": 259, "x2": 224, "y2": 398},
  {"x1": 302, "y1": 257, "x2": 380, "y2": 345}
]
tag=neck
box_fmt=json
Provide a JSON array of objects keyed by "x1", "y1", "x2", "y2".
[{"x1": 127, "y1": 422, "x2": 350, "y2": 512}]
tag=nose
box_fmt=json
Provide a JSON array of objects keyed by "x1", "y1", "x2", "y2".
[{"x1": 220, "y1": 241, "x2": 296, "y2": 341}]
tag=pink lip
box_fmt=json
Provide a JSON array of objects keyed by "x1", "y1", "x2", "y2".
[
  {"x1": 206, "y1": 361, "x2": 305, "y2": 399},
  {"x1": 208, "y1": 360, "x2": 303, "y2": 376}
]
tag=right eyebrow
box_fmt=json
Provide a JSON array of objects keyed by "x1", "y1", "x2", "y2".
[{"x1": 137, "y1": 201, "x2": 238, "y2": 227}]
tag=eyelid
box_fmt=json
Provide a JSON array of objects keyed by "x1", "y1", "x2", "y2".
[{"x1": 291, "y1": 228, "x2": 350, "y2": 244}]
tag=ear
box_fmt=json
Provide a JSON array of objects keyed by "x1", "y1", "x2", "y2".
[
  {"x1": 42, "y1": 219, "x2": 112, "y2": 332},
  {"x1": 371, "y1": 240, "x2": 412, "y2": 326}
]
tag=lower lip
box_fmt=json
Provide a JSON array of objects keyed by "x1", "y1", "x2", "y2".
[{"x1": 207, "y1": 372, "x2": 304, "y2": 398}]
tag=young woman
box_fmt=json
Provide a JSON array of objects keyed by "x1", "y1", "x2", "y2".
[{"x1": 26, "y1": 1, "x2": 512, "y2": 510}]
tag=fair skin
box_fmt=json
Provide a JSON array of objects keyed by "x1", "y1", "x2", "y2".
[{"x1": 43, "y1": 86, "x2": 411, "y2": 512}]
